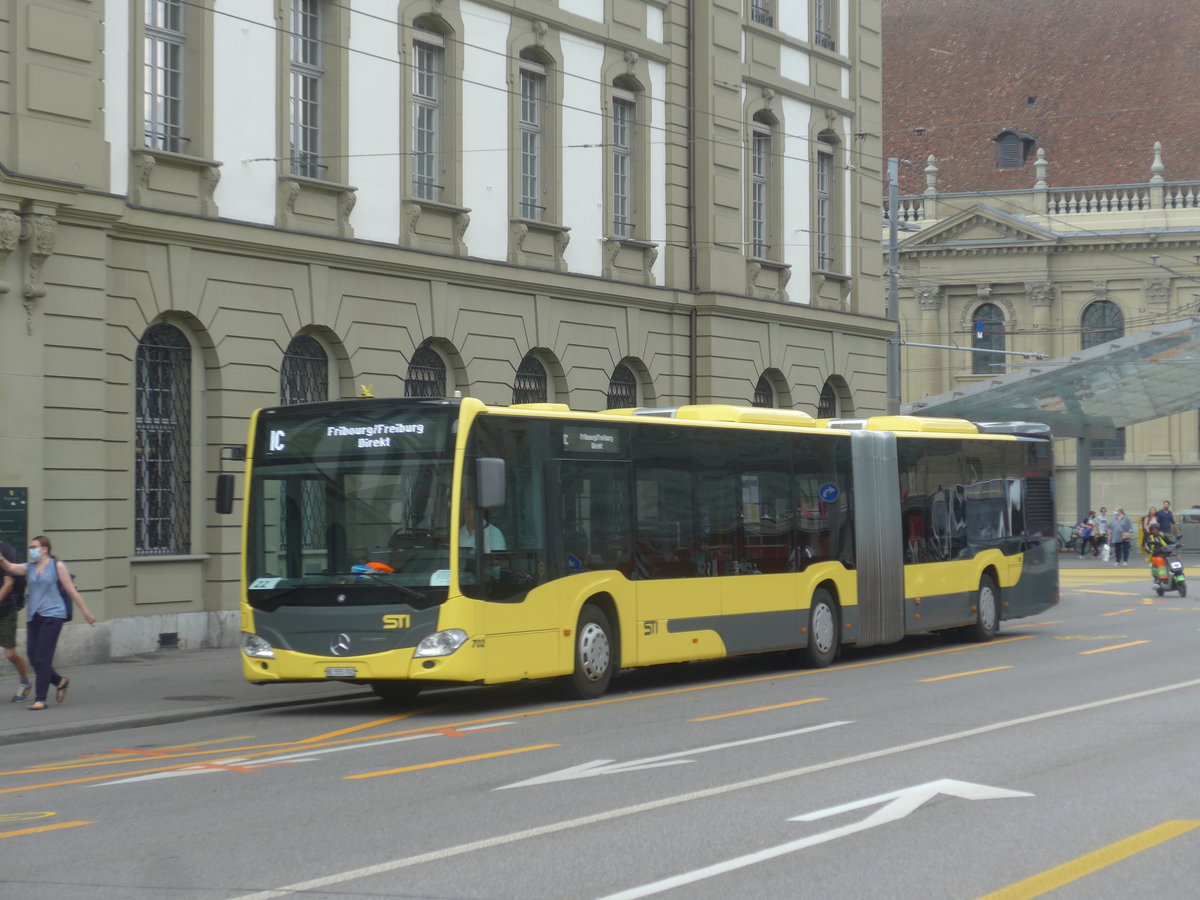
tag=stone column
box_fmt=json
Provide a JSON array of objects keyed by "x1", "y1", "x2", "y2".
[
  {"x1": 915, "y1": 285, "x2": 944, "y2": 396},
  {"x1": 1026, "y1": 281, "x2": 1056, "y2": 359}
]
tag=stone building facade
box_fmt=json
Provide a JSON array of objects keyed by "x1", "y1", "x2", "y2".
[
  {"x1": 883, "y1": 0, "x2": 1200, "y2": 522},
  {"x1": 1, "y1": 1, "x2": 886, "y2": 660}
]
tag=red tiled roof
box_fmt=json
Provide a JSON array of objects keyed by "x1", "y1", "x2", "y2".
[{"x1": 882, "y1": 0, "x2": 1200, "y2": 195}]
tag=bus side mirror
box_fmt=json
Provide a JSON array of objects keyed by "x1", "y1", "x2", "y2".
[
  {"x1": 477, "y1": 457, "x2": 506, "y2": 509},
  {"x1": 216, "y1": 473, "x2": 235, "y2": 515}
]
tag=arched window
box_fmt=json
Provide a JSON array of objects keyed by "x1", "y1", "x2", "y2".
[
  {"x1": 753, "y1": 375, "x2": 774, "y2": 408},
  {"x1": 1081, "y1": 300, "x2": 1124, "y2": 348},
  {"x1": 817, "y1": 381, "x2": 837, "y2": 418},
  {"x1": 513, "y1": 354, "x2": 548, "y2": 404},
  {"x1": 405, "y1": 344, "x2": 447, "y2": 397},
  {"x1": 1082, "y1": 300, "x2": 1126, "y2": 458},
  {"x1": 135, "y1": 322, "x2": 191, "y2": 555},
  {"x1": 971, "y1": 303, "x2": 1006, "y2": 375},
  {"x1": 607, "y1": 363, "x2": 637, "y2": 409},
  {"x1": 280, "y1": 334, "x2": 328, "y2": 404}
]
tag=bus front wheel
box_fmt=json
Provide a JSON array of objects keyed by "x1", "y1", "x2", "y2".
[
  {"x1": 964, "y1": 574, "x2": 1000, "y2": 642},
  {"x1": 565, "y1": 606, "x2": 615, "y2": 699},
  {"x1": 801, "y1": 588, "x2": 839, "y2": 668}
]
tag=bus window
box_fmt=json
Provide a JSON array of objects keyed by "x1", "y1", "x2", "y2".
[
  {"x1": 463, "y1": 416, "x2": 548, "y2": 601},
  {"x1": 695, "y1": 431, "x2": 739, "y2": 576},
  {"x1": 558, "y1": 461, "x2": 632, "y2": 575},
  {"x1": 739, "y1": 431, "x2": 793, "y2": 574},
  {"x1": 633, "y1": 426, "x2": 697, "y2": 579}
]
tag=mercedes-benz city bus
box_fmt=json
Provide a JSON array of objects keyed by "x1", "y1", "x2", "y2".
[{"x1": 233, "y1": 397, "x2": 1057, "y2": 701}]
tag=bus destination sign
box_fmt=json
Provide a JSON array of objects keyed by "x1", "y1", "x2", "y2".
[
  {"x1": 257, "y1": 407, "x2": 451, "y2": 460},
  {"x1": 561, "y1": 426, "x2": 623, "y2": 454}
]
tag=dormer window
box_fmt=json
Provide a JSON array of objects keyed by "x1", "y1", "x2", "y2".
[{"x1": 993, "y1": 130, "x2": 1036, "y2": 169}]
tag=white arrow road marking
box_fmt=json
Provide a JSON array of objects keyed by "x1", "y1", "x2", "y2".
[
  {"x1": 598, "y1": 779, "x2": 1033, "y2": 900},
  {"x1": 95, "y1": 723, "x2": 514, "y2": 786},
  {"x1": 496, "y1": 721, "x2": 852, "y2": 789}
]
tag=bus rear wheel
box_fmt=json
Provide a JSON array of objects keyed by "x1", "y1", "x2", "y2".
[
  {"x1": 564, "y1": 606, "x2": 615, "y2": 699},
  {"x1": 801, "y1": 588, "x2": 839, "y2": 668},
  {"x1": 964, "y1": 574, "x2": 1000, "y2": 642},
  {"x1": 371, "y1": 681, "x2": 422, "y2": 704}
]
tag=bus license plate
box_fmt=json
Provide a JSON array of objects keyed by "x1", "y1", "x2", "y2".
[{"x1": 325, "y1": 667, "x2": 356, "y2": 678}]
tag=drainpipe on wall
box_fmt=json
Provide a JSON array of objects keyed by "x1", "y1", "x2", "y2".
[{"x1": 687, "y1": 0, "x2": 699, "y2": 404}]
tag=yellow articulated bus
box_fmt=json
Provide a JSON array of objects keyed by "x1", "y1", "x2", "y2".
[{"x1": 234, "y1": 397, "x2": 1057, "y2": 702}]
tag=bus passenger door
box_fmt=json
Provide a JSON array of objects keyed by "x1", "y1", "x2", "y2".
[{"x1": 632, "y1": 429, "x2": 723, "y2": 665}]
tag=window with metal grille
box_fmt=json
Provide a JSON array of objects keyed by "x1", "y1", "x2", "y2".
[
  {"x1": 413, "y1": 32, "x2": 443, "y2": 201},
  {"x1": 519, "y1": 63, "x2": 545, "y2": 220},
  {"x1": 513, "y1": 355, "x2": 548, "y2": 404},
  {"x1": 1082, "y1": 300, "x2": 1125, "y2": 458},
  {"x1": 290, "y1": 0, "x2": 323, "y2": 178},
  {"x1": 814, "y1": 0, "x2": 835, "y2": 50},
  {"x1": 751, "y1": 124, "x2": 771, "y2": 258},
  {"x1": 279, "y1": 335, "x2": 328, "y2": 550},
  {"x1": 817, "y1": 381, "x2": 837, "y2": 418},
  {"x1": 971, "y1": 303, "x2": 1006, "y2": 375},
  {"x1": 816, "y1": 142, "x2": 833, "y2": 270},
  {"x1": 405, "y1": 344, "x2": 447, "y2": 397},
  {"x1": 753, "y1": 375, "x2": 774, "y2": 408},
  {"x1": 607, "y1": 364, "x2": 637, "y2": 409},
  {"x1": 135, "y1": 323, "x2": 192, "y2": 555},
  {"x1": 612, "y1": 94, "x2": 634, "y2": 237},
  {"x1": 751, "y1": 0, "x2": 774, "y2": 26},
  {"x1": 145, "y1": 0, "x2": 186, "y2": 152},
  {"x1": 280, "y1": 334, "x2": 328, "y2": 405}
]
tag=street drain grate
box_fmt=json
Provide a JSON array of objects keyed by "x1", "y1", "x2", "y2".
[{"x1": 163, "y1": 695, "x2": 235, "y2": 702}]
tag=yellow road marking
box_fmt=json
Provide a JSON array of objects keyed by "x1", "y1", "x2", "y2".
[
  {"x1": 296, "y1": 713, "x2": 423, "y2": 744},
  {"x1": 690, "y1": 699, "x2": 825, "y2": 722},
  {"x1": 1053, "y1": 635, "x2": 1128, "y2": 641},
  {"x1": 345, "y1": 744, "x2": 559, "y2": 780},
  {"x1": 1003, "y1": 621, "x2": 1062, "y2": 629},
  {"x1": 0, "y1": 635, "x2": 1036, "y2": 790},
  {"x1": 1078, "y1": 590, "x2": 1141, "y2": 596},
  {"x1": 977, "y1": 819, "x2": 1200, "y2": 899},
  {"x1": 0, "y1": 820, "x2": 92, "y2": 839},
  {"x1": 1100, "y1": 610, "x2": 1136, "y2": 617},
  {"x1": 0, "y1": 811, "x2": 55, "y2": 823},
  {"x1": 1079, "y1": 640, "x2": 1151, "y2": 655},
  {"x1": 919, "y1": 666, "x2": 1012, "y2": 683}
]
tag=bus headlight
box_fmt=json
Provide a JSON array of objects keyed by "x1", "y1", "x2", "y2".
[
  {"x1": 413, "y1": 629, "x2": 469, "y2": 658},
  {"x1": 242, "y1": 632, "x2": 276, "y2": 659}
]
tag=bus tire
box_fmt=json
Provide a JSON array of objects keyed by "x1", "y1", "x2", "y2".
[
  {"x1": 565, "y1": 605, "x2": 615, "y2": 699},
  {"x1": 371, "y1": 681, "x2": 422, "y2": 704},
  {"x1": 964, "y1": 574, "x2": 1000, "y2": 642},
  {"x1": 801, "y1": 588, "x2": 839, "y2": 668}
]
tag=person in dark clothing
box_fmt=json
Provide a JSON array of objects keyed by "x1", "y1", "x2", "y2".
[{"x1": 0, "y1": 541, "x2": 32, "y2": 702}]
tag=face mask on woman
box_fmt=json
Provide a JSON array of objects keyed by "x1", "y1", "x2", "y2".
[{"x1": 28, "y1": 547, "x2": 41, "y2": 562}]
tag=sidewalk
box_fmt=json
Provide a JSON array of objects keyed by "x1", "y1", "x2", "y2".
[{"x1": 0, "y1": 648, "x2": 369, "y2": 746}]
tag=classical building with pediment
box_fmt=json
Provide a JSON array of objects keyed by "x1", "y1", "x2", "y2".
[{"x1": 884, "y1": 0, "x2": 1200, "y2": 522}]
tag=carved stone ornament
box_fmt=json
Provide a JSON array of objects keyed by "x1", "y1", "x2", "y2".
[
  {"x1": 554, "y1": 228, "x2": 571, "y2": 261},
  {"x1": 976, "y1": 284, "x2": 992, "y2": 300},
  {"x1": 135, "y1": 152, "x2": 157, "y2": 189},
  {"x1": 453, "y1": 211, "x2": 470, "y2": 253},
  {"x1": 284, "y1": 180, "x2": 301, "y2": 214},
  {"x1": 747, "y1": 260, "x2": 762, "y2": 295},
  {"x1": 1026, "y1": 281, "x2": 1055, "y2": 307},
  {"x1": 624, "y1": 49, "x2": 639, "y2": 71},
  {"x1": 406, "y1": 202, "x2": 422, "y2": 234},
  {"x1": 1093, "y1": 280, "x2": 1108, "y2": 299},
  {"x1": 338, "y1": 189, "x2": 357, "y2": 225},
  {"x1": 511, "y1": 221, "x2": 529, "y2": 253},
  {"x1": 604, "y1": 239, "x2": 621, "y2": 274},
  {"x1": 532, "y1": 20, "x2": 547, "y2": 45},
  {"x1": 1143, "y1": 277, "x2": 1170, "y2": 308},
  {"x1": 916, "y1": 284, "x2": 943, "y2": 311},
  {"x1": 646, "y1": 245, "x2": 659, "y2": 272},
  {"x1": 0, "y1": 210, "x2": 20, "y2": 294},
  {"x1": 775, "y1": 265, "x2": 792, "y2": 302},
  {"x1": 20, "y1": 214, "x2": 57, "y2": 300},
  {"x1": 203, "y1": 165, "x2": 221, "y2": 201}
]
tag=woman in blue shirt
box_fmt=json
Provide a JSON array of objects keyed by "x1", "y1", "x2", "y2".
[{"x1": 0, "y1": 535, "x2": 95, "y2": 710}]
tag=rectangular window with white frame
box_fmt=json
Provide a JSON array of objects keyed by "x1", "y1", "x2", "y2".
[
  {"x1": 145, "y1": 0, "x2": 186, "y2": 152},
  {"x1": 816, "y1": 141, "x2": 833, "y2": 270},
  {"x1": 751, "y1": 124, "x2": 771, "y2": 258},
  {"x1": 519, "y1": 62, "x2": 546, "y2": 220},
  {"x1": 290, "y1": 0, "x2": 323, "y2": 178},
  {"x1": 612, "y1": 91, "x2": 635, "y2": 237},
  {"x1": 814, "y1": 0, "x2": 836, "y2": 51},
  {"x1": 412, "y1": 32, "x2": 443, "y2": 201}
]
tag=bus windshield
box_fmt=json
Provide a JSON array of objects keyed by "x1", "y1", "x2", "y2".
[{"x1": 245, "y1": 402, "x2": 458, "y2": 608}]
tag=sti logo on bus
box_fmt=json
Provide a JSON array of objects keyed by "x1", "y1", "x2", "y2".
[
  {"x1": 269, "y1": 430, "x2": 287, "y2": 452},
  {"x1": 382, "y1": 614, "x2": 412, "y2": 630}
]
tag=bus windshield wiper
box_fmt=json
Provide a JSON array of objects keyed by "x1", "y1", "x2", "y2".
[{"x1": 337, "y1": 570, "x2": 426, "y2": 602}]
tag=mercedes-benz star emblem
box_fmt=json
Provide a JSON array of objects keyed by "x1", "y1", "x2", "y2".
[{"x1": 330, "y1": 633, "x2": 352, "y2": 656}]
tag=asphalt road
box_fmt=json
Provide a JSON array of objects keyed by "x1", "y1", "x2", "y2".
[{"x1": 2, "y1": 564, "x2": 1197, "y2": 899}]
